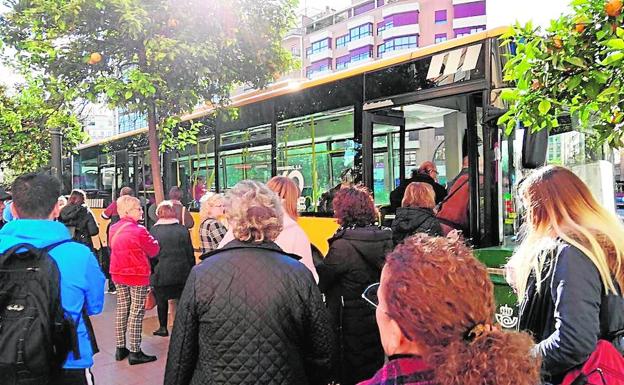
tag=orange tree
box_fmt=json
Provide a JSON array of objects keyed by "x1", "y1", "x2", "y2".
[
  {"x1": 0, "y1": 80, "x2": 86, "y2": 174},
  {"x1": 0, "y1": 0, "x2": 296, "y2": 202},
  {"x1": 499, "y1": 0, "x2": 624, "y2": 147}
]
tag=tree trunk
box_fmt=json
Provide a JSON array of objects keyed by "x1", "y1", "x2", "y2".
[{"x1": 147, "y1": 102, "x2": 165, "y2": 203}]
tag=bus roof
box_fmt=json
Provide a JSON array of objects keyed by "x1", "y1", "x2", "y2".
[{"x1": 78, "y1": 26, "x2": 510, "y2": 150}]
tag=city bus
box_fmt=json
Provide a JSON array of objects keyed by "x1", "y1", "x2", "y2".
[{"x1": 71, "y1": 26, "x2": 616, "y2": 329}]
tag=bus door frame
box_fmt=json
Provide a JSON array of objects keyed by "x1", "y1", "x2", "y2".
[{"x1": 362, "y1": 111, "x2": 406, "y2": 196}]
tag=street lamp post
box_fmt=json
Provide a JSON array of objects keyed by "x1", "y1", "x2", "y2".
[{"x1": 50, "y1": 128, "x2": 63, "y2": 181}]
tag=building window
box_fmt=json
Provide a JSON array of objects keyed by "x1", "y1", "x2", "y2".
[
  {"x1": 336, "y1": 55, "x2": 351, "y2": 70},
  {"x1": 377, "y1": 35, "x2": 418, "y2": 57},
  {"x1": 434, "y1": 34, "x2": 447, "y2": 44},
  {"x1": 435, "y1": 10, "x2": 447, "y2": 24},
  {"x1": 306, "y1": 62, "x2": 332, "y2": 78},
  {"x1": 306, "y1": 38, "x2": 330, "y2": 57},
  {"x1": 349, "y1": 23, "x2": 373, "y2": 41},
  {"x1": 455, "y1": 26, "x2": 485, "y2": 38},
  {"x1": 291, "y1": 46, "x2": 301, "y2": 57},
  {"x1": 377, "y1": 20, "x2": 393, "y2": 36},
  {"x1": 336, "y1": 34, "x2": 350, "y2": 48},
  {"x1": 351, "y1": 47, "x2": 373, "y2": 63}
]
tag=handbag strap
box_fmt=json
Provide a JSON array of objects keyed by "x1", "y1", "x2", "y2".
[{"x1": 110, "y1": 222, "x2": 132, "y2": 248}]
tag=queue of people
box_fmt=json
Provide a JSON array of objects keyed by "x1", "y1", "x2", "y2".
[{"x1": 1, "y1": 163, "x2": 624, "y2": 385}]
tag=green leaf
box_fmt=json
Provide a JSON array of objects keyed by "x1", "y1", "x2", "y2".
[
  {"x1": 606, "y1": 39, "x2": 624, "y2": 50},
  {"x1": 598, "y1": 86, "x2": 618, "y2": 99},
  {"x1": 538, "y1": 100, "x2": 552, "y2": 115},
  {"x1": 124, "y1": 91, "x2": 133, "y2": 100},
  {"x1": 568, "y1": 75, "x2": 582, "y2": 90},
  {"x1": 601, "y1": 52, "x2": 624, "y2": 66},
  {"x1": 617, "y1": 28, "x2": 624, "y2": 39},
  {"x1": 565, "y1": 57, "x2": 586, "y2": 68}
]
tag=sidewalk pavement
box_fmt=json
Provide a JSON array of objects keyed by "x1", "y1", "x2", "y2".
[{"x1": 91, "y1": 293, "x2": 170, "y2": 385}]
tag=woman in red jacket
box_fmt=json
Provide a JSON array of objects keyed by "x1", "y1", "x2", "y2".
[{"x1": 109, "y1": 195, "x2": 160, "y2": 365}]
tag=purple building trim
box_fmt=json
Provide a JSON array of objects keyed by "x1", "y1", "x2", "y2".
[
  {"x1": 354, "y1": 1, "x2": 375, "y2": 16},
  {"x1": 350, "y1": 45, "x2": 373, "y2": 56},
  {"x1": 377, "y1": 0, "x2": 385, "y2": 6},
  {"x1": 392, "y1": 11, "x2": 419, "y2": 27},
  {"x1": 454, "y1": 25, "x2": 485, "y2": 35},
  {"x1": 336, "y1": 55, "x2": 351, "y2": 65},
  {"x1": 308, "y1": 58, "x2": 332, "y2": 71},
  {"x1": 435, "y1": 10, "x2": 447, "y2": 22},
  {"x1": 435, "y1": 33, "x2": 447, "y2": 39},
  {"x1": 453, "y1": 1, "x2": 486, "y2": 18}
]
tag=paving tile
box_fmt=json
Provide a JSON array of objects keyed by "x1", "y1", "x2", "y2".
[{"x1": 91, "y1": 293, "x2": 169, "y2": 385}]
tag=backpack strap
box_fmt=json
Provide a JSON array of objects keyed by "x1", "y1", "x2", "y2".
[{"x1": 0, "y1": 239, "x2": 73, "y2": 266}]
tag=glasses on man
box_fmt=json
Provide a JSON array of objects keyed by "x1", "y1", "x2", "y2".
[{"x1": 361, "y1": 282, "x2": 380, "y2": 309}]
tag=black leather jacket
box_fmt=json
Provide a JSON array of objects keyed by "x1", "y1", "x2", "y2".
[{"x1": 164, "y1": 240, "x2": 334, "y2": 385}]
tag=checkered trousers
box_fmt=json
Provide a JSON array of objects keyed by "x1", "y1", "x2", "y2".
[{"x1": 115, "y1": 284, "x2": 149, "y2": 353}]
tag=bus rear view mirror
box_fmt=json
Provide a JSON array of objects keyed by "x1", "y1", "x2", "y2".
[{"x1": 522, "y1": 128, "x2": 548, "y2": 169}]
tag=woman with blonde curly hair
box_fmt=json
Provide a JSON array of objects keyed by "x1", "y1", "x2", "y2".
[
  {"x1": 508, "y1": 166, "x2": 624, "y2": 382},
  {"x1": 218, "y1": 177, "x2": 318, "y2": 281},
  {"x1": 165, "y1": 180, "x2": 334, "y2": 385},
  {"x1": 359, "y1": 234, "x2": 540, "y2": 385}
]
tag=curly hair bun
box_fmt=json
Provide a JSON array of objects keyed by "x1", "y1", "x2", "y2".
[{"x1": 384, "y1": 234, "x2": 541, "y2": 385}]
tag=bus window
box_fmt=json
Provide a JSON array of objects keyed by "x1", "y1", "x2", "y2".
[
  {"x1": 73, "y1": 152, "x2": 98, "y2": 190},
  {"x1": 219, "y1": 124, "x2": 272, "y2": 191},
  {"x1": 277, "y1": 108, "x2": 355, "y2": 212},
  {"x1": 174, "y1": 139, "x2": 216, "y2": 206}
]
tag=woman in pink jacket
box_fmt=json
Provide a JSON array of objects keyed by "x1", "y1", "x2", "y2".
[
  {"x1": 219, "y1": 177, "x2": 318, "y2": 283},
  {"x1": 109, "y1": 195, "x2": 160, "y2": 365}
]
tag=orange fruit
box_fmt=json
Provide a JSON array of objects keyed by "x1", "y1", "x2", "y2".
[
  {"x1": 575, "y1": 23, "x2": 586, "y2": 33},
  {"x1": 88, "y1": 52, "x2": 102, "y2": 65},
  {"x1": 553, "y1": 36, "x2": 563, "y2": 49},
  {"x1": 531, "y1": 79, "x2": 542, "y2": 91},
  {"x1": 167, "y1": 18, "x2": 179, "y2": 28},
  {"x1": 605, "y1": 0, "x2": 623, "y2": 17}
]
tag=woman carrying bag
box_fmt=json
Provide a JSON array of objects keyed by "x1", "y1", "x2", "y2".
[{"x1": 507, "y1": 166, "x2": 624, "y2": 384}]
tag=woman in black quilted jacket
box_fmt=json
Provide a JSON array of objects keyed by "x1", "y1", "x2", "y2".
[
  {"x1": 164, "y1": 180, "x2": 334, "y2": 385},
  {"x1": 391, "y1": 182, "x2": 442, "y2": 245},
  {"x1": 317, "y1": 186, "x2": 393, "y2": 385},
  {"x1": 149, "y1": 200, "x2": 195, "y2": 337}
]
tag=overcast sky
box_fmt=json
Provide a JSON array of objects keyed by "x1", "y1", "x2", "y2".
[{"x1": 1, "y1": 0, "x2": 572, "y2": 88}]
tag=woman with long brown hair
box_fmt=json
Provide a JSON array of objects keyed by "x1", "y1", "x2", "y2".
[
  {"x1": 360, "y1": 234, "x2": 540, "y2": 385},
  {"x1": 508, "y1": 165, "x2": 624, "y2": 381}
]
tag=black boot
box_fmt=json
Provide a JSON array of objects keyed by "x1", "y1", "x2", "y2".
[
  {"x1": 153, "y1": 327, "x2": 168, "y2": 337},
  {"x1": 115, "y1": 347, "x2": 129, "y2": 361},
  {"x1": 128, "y1": 350, "x2": 157, "y2": 365}
]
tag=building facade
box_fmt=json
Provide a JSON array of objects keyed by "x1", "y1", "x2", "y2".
[
  {"x1": 303, "y1": 0, "x2": 487, "y2": 78},
  {"x1": 83, "y1": 104, "x2": 117, "y2": 142}
]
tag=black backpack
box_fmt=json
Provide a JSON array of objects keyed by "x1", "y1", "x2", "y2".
[{"x1": 0, "y1": 240, "x2": 79, "y2": 385}]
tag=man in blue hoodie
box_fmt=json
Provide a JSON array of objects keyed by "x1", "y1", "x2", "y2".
[{"x1": 0, "y1": 173, "x2": 105, "y2": 385}]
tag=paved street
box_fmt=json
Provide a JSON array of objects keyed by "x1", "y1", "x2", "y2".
[{"x1": 91, "y1": 293, "x2": 170, "y2": 385}]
